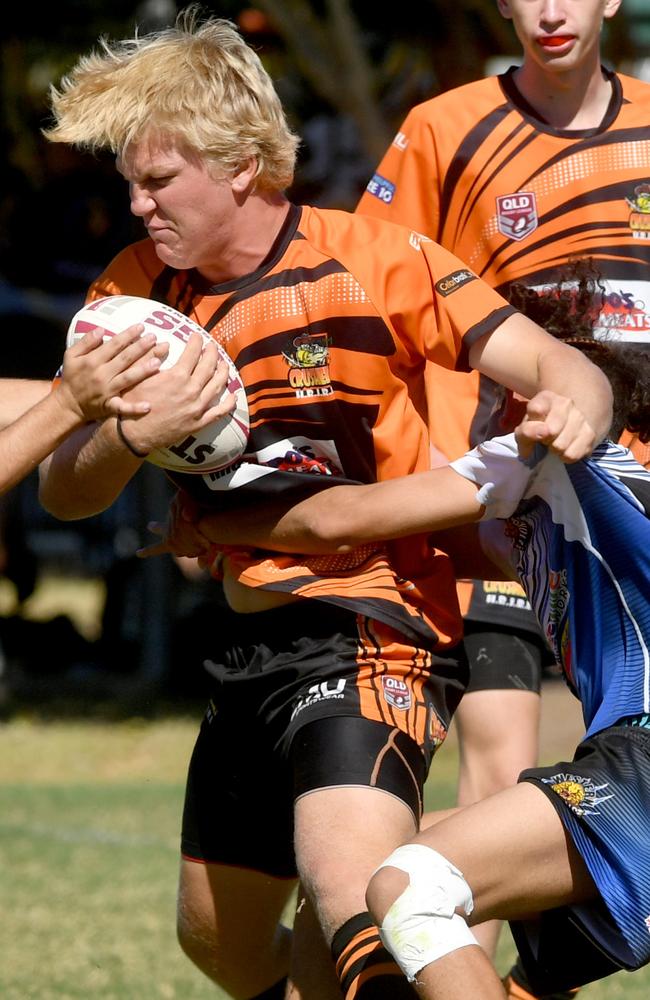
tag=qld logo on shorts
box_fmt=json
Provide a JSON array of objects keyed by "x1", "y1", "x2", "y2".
[
  {"x1": 496, "y1": 192, "x2": 538, "y2": 241},
  {"x1": 382, "y1": 676, "x2": 411, "y2": 711}
]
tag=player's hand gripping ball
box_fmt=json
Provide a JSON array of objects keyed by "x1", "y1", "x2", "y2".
[{"x1": 67, "y1": 296, "x2": 249, "y2": 473}]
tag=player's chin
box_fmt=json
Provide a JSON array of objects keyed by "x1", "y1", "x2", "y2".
[{"x1": 152, "y1": 242, "x2": 189, "y2": 269}]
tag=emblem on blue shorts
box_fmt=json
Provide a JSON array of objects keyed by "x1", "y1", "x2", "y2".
[{"x1": 542, "y1": 772, "x2": 614, "y2": 817}]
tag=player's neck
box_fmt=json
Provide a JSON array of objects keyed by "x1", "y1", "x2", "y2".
[
  {"x1": 199, "y1": 195, "x2": 291, "y2": 286},
  {"x1": 514, "y1": 55, "x2": 613, "y2": 131}
]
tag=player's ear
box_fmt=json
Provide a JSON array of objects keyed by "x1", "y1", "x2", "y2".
[
  {"x1": 603, "y1": 0, "x2": 622, "y2": 20},
  {"x1": 231, "y1": 156, "x2": 258, "y2": 195},
  {"x1": 496, "y1": 0, "x2": 512, "y2": 20}
]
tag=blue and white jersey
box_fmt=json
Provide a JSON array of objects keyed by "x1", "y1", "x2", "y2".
[{"x1": 452, "y1": 435, "x2": 650, "y2": 737}]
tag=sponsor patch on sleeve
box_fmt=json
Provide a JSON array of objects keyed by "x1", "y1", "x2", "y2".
[
  {"x1": 365, "y1": 173, "x2": 396, "y2": 205},
  {"x1": 435, "y1": 269, "x2": 477, "y2": 297}
]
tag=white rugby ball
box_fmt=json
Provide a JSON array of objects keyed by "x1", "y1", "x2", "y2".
[{"x1": 67, "y1": 295, "x2": 249, "y2": 473}]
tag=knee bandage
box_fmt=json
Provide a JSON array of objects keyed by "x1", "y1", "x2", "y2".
[{"x1": 373, "y1": 844, "x2": 477, "y2": 981}]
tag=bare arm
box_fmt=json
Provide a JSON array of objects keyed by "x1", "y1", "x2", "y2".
[
  {"x1": 203, "y1": 467, "x2": 484, "y2": 552},
  {"x1": 0, "y1": 379, "x2": 51, "y2": 429},
  {"x1": 139, "y1": 466, "x2": 486, "y2": 562},
  {"x1": 469, "y1": 312, "x2": 613, "y2": 461}
]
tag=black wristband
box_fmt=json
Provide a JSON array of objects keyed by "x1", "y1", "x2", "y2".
[{"x1": 116, "y1": 418, "x2": 150, "y2": 459}]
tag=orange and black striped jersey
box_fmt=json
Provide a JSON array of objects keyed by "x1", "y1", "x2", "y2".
[
  {"x1": 358, "y1": 68, "x2": 650, "y2": 458},
  {"x1": 88, "y1": 204, "x2": 515, "y2": 648}
]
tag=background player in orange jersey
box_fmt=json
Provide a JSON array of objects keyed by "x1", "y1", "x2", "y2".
[
  {"x1": 38, "y1": 10, "x2": 612, "y2": 1000},
  {"x1": 356, "y1": 3, "x2": 649, "y2": 991}
]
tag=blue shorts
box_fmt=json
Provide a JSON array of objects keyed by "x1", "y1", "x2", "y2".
[{"x1": 511, "y1": 720, "x2": 650, "y2": 994}]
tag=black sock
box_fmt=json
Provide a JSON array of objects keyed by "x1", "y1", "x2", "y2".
[{"x1": 331, "y1": 912, "x2": 415, "y2": 1000}]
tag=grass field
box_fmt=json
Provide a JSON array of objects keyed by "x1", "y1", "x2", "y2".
[{"x1": 1, "y1": 684, "x2": 648, "y2": 998}]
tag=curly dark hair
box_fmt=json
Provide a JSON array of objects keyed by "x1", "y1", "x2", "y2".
[{"x1": 508, "y1": 260, "x2": 650, "y2": 443}]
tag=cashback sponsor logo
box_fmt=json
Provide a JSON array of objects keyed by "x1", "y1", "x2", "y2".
[{"x1": 435, "y1": 269, "x2": 476, "y2": 297}]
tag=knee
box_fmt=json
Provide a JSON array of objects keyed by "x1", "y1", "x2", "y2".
[
  {"x1": 365, "y1": 844, "x2": 478, "y2": 982},
  {"x1": 365, "y1": 865, "x2": 408, "y2": 926},
  {"x1": 176, "y1": 889, "x2": 240, "y2": 994},
  {"x1": 176, "y1": 896, "x2": 222, "y2": 980},
  {"x1": 177, "y1": 893, "x2": 292, "y2": 998}
]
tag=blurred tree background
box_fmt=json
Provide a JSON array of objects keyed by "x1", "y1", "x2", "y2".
[{"x1": 1, "y1": 0, "x2": 648, "y2": 311}]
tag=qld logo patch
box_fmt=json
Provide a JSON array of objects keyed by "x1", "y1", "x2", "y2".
[
  {"x1": 382, "y1": 676, "x2": 411, "y2": 711},
  {"x1": 496, "y1": 192, "x2": 538, "y2": 241}
]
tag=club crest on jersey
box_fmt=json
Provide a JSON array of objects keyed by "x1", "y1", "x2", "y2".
[
  {"x1": 626, "y1": 182, "x2": 650, "y2": 240},
  {"x1": 382, "y1": 676, "x2": 411, "y2": 711},
  {"x1": 496, "y1": 192, "x2": 538, "y2": 241},
  {"x1": 283, "y1": 332, "x2": 333, "y2": 398}
]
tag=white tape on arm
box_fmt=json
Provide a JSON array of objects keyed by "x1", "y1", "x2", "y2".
[
  {"x1": 374, "y1": 844, "x2": 477, "y2": 981},
  {"x1": 450, "y1": 433, "x2": 542, "y2": 520}
]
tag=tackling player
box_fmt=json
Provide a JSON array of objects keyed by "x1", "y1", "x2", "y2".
[
  {"x1": 154, "y1": 274, "x2": 650, "y2": 1000},
  {"x1": 356, "y1": 2, "x2": 650, "y2": 988}
]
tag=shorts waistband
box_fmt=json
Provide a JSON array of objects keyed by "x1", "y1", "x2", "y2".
[{"x1": 618, "y1": 714, "x2": 650, "y2": 731}]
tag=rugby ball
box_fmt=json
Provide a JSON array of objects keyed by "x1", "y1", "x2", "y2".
[{"x1": 66, "y1": 295, "x2": 249, "y2": 474}]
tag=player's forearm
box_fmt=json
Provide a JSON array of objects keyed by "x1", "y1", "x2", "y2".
[
  {"x1": 39, "y1": 417, "x2": 142, "y2": 520},
  {"x1": 536, "y1": 343, "x2": 613, "y2": 443},
  {"x1": 0, "y1": 378, "x2": 51, "y2": 430},
  {"x1": 197, "y1": 468, "x2": 484, "y2": 554},
  {"x1": 0, "y1": 390, "x2": 83, "y2": 496}
]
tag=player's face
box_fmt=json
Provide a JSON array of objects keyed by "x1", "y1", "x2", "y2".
[
  {"x1": 497, "y1": 0, "x2": 621, "y2": 73},
  {"x1": 117, "y1": 135, "x2": 237, "y2": 280}
]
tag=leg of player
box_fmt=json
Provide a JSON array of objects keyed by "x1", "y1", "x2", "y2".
[
  {"x1": 294, "y1": 784, "x2": 419, "y2": 1000},
  {"x1": 432, "y1": 627, "x2": 542, "y2": 958},
  {"x1": 366, "y1": 782, "x2": 598, "y2": 1000},
  {"x1": 287, "y1": 887, "x2": 345, "y2": 1000},
  {"x1": 451, "y1": 686, "x2": 541, "y2": 956},
  {"x1": 177, "y1": 858, "x2": 296, "y2": 999}
]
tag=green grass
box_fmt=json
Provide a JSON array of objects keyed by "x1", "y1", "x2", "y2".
[{"x1": 0, "y1": 706, "x2": 648, "y2": 998}]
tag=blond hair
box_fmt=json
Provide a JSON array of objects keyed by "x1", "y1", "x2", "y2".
[{"x1": 44, "y1": 6, "x2": 299, "y2": 191}]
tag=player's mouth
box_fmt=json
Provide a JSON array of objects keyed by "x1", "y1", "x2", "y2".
[{"x1": 537, "y1": 35, "x2": 576, "y2": 52}]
